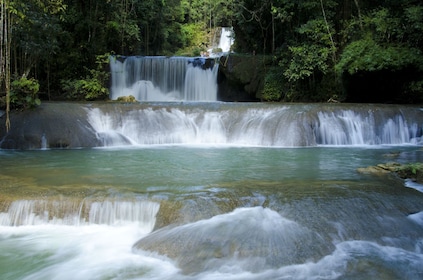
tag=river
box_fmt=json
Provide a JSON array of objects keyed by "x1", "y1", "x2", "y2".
[{"x1": 1, "y1": 135, "x2": 423, "y2": 279}]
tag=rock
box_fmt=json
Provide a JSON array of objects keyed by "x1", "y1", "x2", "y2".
[
  {"x1": 0, "y1": 102, "x2": 101, "y2": 149},
  {"x1": 396, "y1": 163, "x2": 423, "y2": 184},
  {"x1": 357, "y1": 166, "x2": 391, "y2": 175},
  {"x1": 357, "y1": 162, "x2": 423, "y2": 184},
  {"x1": 217, "y1": 54, "x2": 272, "y2": 101},
  {"x1": 116, "y1": 95, "x2": 136, "y2": 102}
]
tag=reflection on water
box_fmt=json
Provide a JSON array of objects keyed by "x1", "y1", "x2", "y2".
[{"x1": 1, "y1": 146, "x2": 423, "y2": 279}]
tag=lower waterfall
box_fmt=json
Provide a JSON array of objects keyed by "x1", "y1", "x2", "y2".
[{"x1": 86, "y1": 103, "x2": 423, "y2": 147}]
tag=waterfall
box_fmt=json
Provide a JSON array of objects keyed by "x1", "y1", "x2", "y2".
[
  {"x1": 0, "y1": 199, "x2": 160, "y2": 229},
  {"x1": 110, "y1": 56, "x2": 218, "y2": 102},
  {"x1": 218, "y1": 27, "x2": 234, "y2": 53},
  {"x1": 86, "y1": 104, "x2": 423, "y2": 147},
  {"x1": 208, "y1": 27, "x2": 234, "y2": 56}
]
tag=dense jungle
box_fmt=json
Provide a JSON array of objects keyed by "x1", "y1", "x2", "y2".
[{"x1": 1, "y1": 0, "x2": 423, "y2": 110}]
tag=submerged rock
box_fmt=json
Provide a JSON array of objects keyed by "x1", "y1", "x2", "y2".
[{"x1": 133, "y1": 207, "x2": 332, "y2": 274}]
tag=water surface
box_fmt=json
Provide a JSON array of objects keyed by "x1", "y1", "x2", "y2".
[{"x1": 1, "y1": 146, "x2": 423, "y2": 279}]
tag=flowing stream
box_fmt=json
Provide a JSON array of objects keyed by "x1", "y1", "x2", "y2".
[
  {"x1": 1, "y1": 107, "x2": 423, "y2": 279},
  {"x1": 1, "y1": 48, "x2": 423, "y2": 278},
  {"x1": 85, "y1": 102, "x2": 423, "y2": 147}
]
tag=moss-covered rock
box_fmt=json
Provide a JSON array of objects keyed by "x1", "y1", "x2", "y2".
[
  {"x1": 396, "y1": 163, "x2": 423, "y2": 183},
  {"x1": 357, "y1": 162, "x2": 423, "y2": 184},
  {"x1": 116, "y1": 95, "x2": 136, "y2": 102}
]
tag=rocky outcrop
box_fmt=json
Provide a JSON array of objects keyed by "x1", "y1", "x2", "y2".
[
  {"x1": 0, "y1": 102, "x2": 100, "y2": 149},
  {"x1": 217, "y1": 54, "x2": 272, "y2": 101}
]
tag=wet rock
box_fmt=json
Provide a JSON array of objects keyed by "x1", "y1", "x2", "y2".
[
  {"x1": 358, "y1": 162, "x2": 423, "y2": 184},
  {"x1": 0, "y1": 102, "x2": 101, "y2": 149},
  {"x1": 357, "y1": 162, "x2": 400, "y2": 175},
  {"x1": 116, "y1": 95, "x2": 136, "y2": 102},
  {"x1": 133, "y1": 207, "x2": 332, "y2": 274}
]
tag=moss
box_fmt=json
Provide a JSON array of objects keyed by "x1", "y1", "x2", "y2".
[
  {"x1": 396, "y1": 163, "x2": 423, "y2": 183},
  {"x1": 116, "y1": 95, "x2": 136, "y2": 102},
  {"x1": 358, "y1": 162, "x2": 423, "y2": 184}
]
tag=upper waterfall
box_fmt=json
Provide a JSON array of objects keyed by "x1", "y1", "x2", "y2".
[
  {"x1": 110, "y1": 56, "x2": 219, "y2": 102},
  {"x1": 218, "y1": 27, "x2": 234, "y2": 53},
  {"x1": 208, "y1": 27, "x2": 234, "y2": 57}
]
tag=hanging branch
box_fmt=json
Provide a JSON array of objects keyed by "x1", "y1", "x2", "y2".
[{"x1": 239, "y1": 2, "x2": 272, "y2": 54}]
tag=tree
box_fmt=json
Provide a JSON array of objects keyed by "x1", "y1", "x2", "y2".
[
  {"x1": 336, "y1": 3, "x2": 423, "y2": 102},
  {"x1": 0, "y1": 0, "x2": 11, "y2": 130},
  {"x1": 232, "y1": 0, "x2": 274, "y2": 54}
]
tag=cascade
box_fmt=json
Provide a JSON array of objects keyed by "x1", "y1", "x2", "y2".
[
  {"x1": 110, "y1": 56, "x2": 219, "y2": 102},
  {"x1": 86, "y1": 103, "x2": 423, "y2": 147},
  {"x1": 208, "y1": 27, "x2": 234, "y2": 56},
  {"x1": 218, "y1": 27, "x2": 234, "y2": 53},
  {"x1": 0, "y1": 199, "x2": 160, "y2": 228}
]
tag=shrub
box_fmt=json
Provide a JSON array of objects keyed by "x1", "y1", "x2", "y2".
[
  {"x1": 61, "y1": 54, "x2": 110, "y2": 101},
  {"x1": 10, "y1": 77, "x2": 41, "y2": 109},
  {"x1": 261, "y1": 67, "x2": 284, "y2": 101}
]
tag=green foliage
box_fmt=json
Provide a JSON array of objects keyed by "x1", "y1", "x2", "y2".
[
  {"x1": 61, "y1": 72, "x2": 108, "y2": 101},
  {"x1": 283, "y1": 18, "x2": 336, "y2": 82},
  {"x1": 262, "y1": 67, "x2": 284, "y2": 101},
  {"x1": 403, "y1": 5, "x2": 423, "y2": 48},
  {"x1": 336, "y1": 37, "x2": 423, "y2": 75},
  {"x1": 283, "y1": 44, "x2": 331, "y2": 82},
  {"x1": 10, "y1": 77, "x2": 41, "y2": 109},
  {"x1": 176, "y1": 23, "x2": 208, "y2": 56},
  {"x1": 60, "y1": 54, "x2": 110, "y2": 101},
  {"x1": 5, "y1": 0, "x2": 423, "y2": 103},
  {"x1": 396, "y1": 162, "x2": 423, "y2": 182}
]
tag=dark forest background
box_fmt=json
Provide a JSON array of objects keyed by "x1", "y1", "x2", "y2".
[{"x1": 1, "y1": 0, "x2": 423, "y2": 107}]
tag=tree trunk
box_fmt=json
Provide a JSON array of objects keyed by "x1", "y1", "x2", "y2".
[
  {"x1": 1, "y1": 0, "x2": 11, "y2": 131},
  {"x1": 353, "y1": 0, "x2": 363, "y2": 30}
]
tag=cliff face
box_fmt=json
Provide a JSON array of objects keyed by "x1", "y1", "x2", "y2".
[
  {"x1": 0, "y1": 103, "x2": 100, "y2": 149},
  {"x1": 217, "y1": 54, "x2": 272, "y2": 102}
]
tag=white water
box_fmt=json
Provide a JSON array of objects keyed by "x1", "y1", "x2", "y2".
[
  {"x1": 315, "y1": 110, "x2": 421, "y2": 145},
  {"x1": 110, "y1": 56, "x2": 218, "y2": 102},
  {"x1": 86, "y1": 105, "x2": 423, "y2": 147},
  {"x1": 0, "y1": 200, "x2": 165, "y2": 279},
  {"x1": 2, "y1": 100, "x2": 423, "y2": 279},
  {"x1": 208, "y1": 27, "x2": 234, "y2": 56},
  {"x1": 0, "y1": 200, "x2": 159, "y2": 228},
  {"x1": 218, "y1": 27, "x2": 234, "y2": 53},
  {"x1": 2, "y1": 205, "x2": 422, "y2": 279}
]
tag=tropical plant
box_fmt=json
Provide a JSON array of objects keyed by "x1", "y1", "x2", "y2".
[
  {"x1": 61, "y1": 54, "x2": 110, "y2": 101},
  {"x1": 10, "y1": 77, "x2": 41, "y2": 109}
]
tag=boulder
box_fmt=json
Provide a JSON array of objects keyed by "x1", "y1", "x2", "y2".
[
  {"x1": 116, "y1": 95, "x2": 136, "y2": 102},
  {"x1": 0, "y1": 102, "x2": 101, "y2": 149}
]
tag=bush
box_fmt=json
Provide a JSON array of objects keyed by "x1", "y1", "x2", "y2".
[
  {"x1": 61, "y1": 54, "x2": 110, "y2": 101},
  {"x1": 261, "y1": 67, "x2": 284, "y2": 101},
  {"x1": 10, "y1": 77, "x2": 41, "y2": 109}
]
